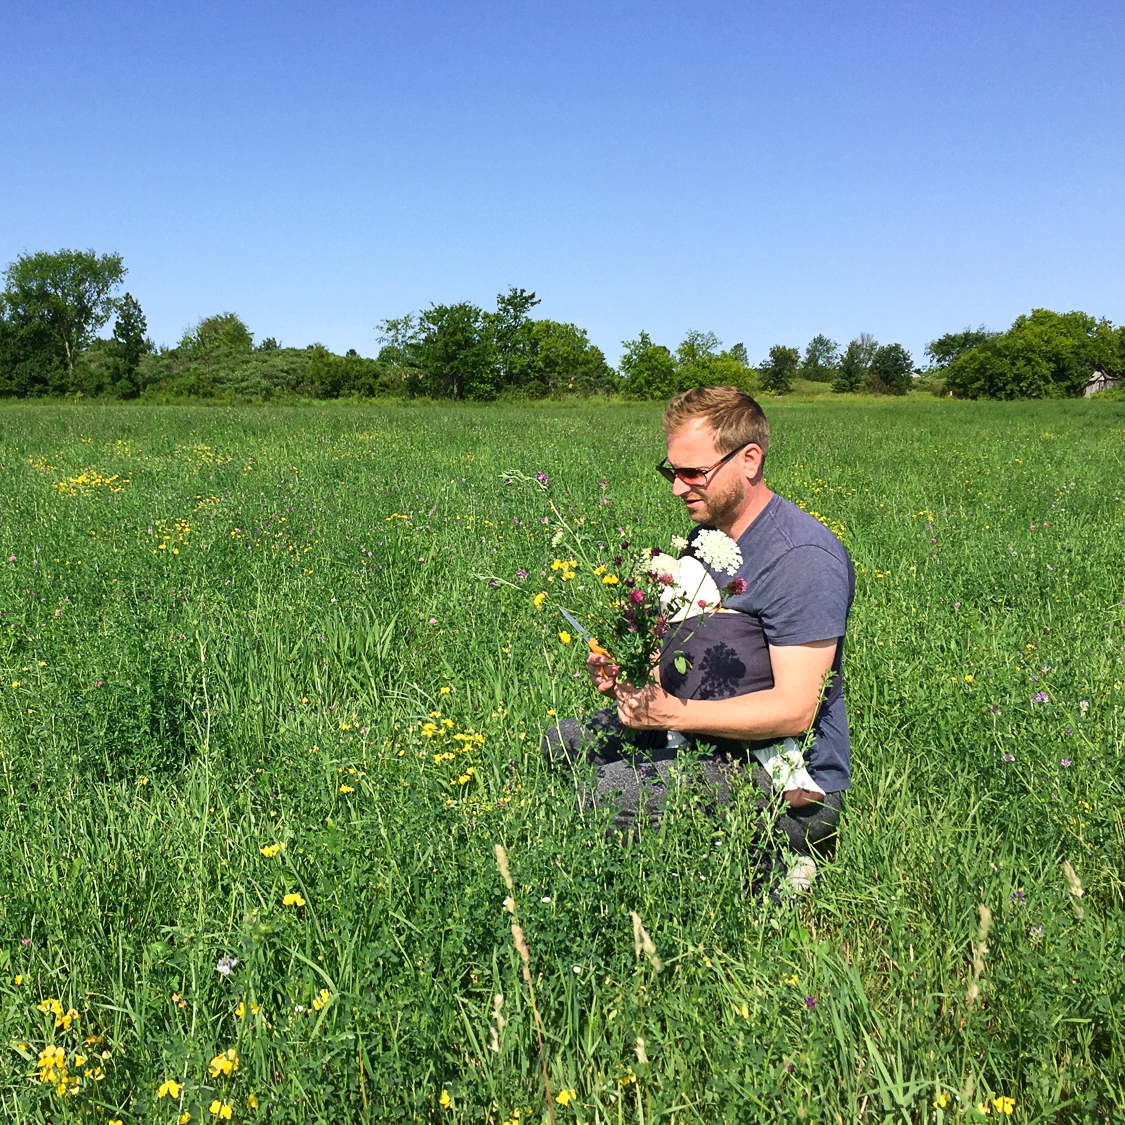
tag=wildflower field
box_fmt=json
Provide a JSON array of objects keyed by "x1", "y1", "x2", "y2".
[{"x1": 0, "y1": 397, "x2": 1122, "y2": 1124}]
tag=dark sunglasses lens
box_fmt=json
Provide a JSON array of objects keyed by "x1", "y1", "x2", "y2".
[{"x1": 656, "y1": 463, "x2": 677, "y2": 483}]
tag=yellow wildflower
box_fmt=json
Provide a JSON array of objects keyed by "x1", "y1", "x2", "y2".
[
  {"x1": 260, "y1": 843, "x2": 282, "y2": 858},
  {"x1": 558, "y1": 631, "x2": 572, "y2": 645},
  {"x1": 208, "y1": 1048, "x2": 239, "y2": 1078},
  {"x1": 158, "y1": 1078, "x2": 183, "y2": 1099},
  {"x1": 180, "y1": 1113, "x2": 192, "y2": 1124},
  {"x1": 339, "y1": 784, "x2": 354, "y2": 793},
  {"x1": 14, "y1": 974, "x2": 22, "y2": 985},
  {"x1": 209, "y1": 1101, "x2": 233, "y2": 1120},
  {"x1": 602, "y1": 575, "x2": 619, "y2": 585},
  {"x1": 964, "y1": 674, "x2": 973, "y2": 682},
  {"x1": 311, "y1": 988, "x2": 332, "y2": 1011},
  {"x1": 283, "y1": 892, "x2": 306, "y2": 907},
  {"x1": 533, "y1": 592, "x2": 546, "y2": 609},
  {"x1": 556, "y1": 1088, "x2": 577, "y2": 1106},
  {"x1": 110, "y1": 1120, "x2": 123, "y2": 1125},
  {"x1": 439, "y1": 1089, "x2": 452, "y2": 1108},
  {"x1": 248, "y1": 1093, "x2": 259, "y2": 1109},
  {"x1": 619, "y1": 1068, "x2": 636, "y2": 1086},
  {"x1": 993, "y1": 1097, "x2": 1015, "y2": 1116},
  {"x1": 440, "y1": 686, "x2": 452, "y2": 695},
  {"x1": 783, "y1": 973, "x2": 799, "y2": 985},
  {"x1": 933, "y1": 1092, "x2": 949, "y2": 1108}
]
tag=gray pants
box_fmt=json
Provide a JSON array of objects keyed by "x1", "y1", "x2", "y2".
[{"x1": 542, "y1": 707, "x2": 842, "y2": 857}]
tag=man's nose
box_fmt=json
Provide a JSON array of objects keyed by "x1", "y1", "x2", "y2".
[{"x1": 671, "y1": 474, "x2": 691, "y2": 498}]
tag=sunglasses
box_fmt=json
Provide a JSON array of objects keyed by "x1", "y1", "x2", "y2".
[{"x1": 655, "y1": 444, "x2": 748, "y2": 486}]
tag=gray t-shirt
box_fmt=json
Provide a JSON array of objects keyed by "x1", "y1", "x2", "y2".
[{"x1": 658, "y1": 494, "x2": 855, "y2": 792}]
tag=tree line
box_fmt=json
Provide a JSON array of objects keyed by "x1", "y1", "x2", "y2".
[{"x1": 1, "y1": 249, "x2": 1122, "y2": 402}]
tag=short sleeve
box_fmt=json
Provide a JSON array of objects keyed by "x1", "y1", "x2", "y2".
[{"x1": 755, "y1": 544, "x2": 852, "y2": 646}]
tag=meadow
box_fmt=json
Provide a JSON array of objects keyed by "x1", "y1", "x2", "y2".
[{"x1": 0, "y1": 397, "x2": 1122, "y2": 1124}]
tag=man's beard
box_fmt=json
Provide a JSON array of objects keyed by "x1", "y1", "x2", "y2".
[{"x1": 686, "y1": 477, "x2": 746, "y2": 529}]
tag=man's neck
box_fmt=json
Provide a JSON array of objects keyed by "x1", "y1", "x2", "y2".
[{"x1": 717, "y1": 483, "x2": 773, "y2": 541}]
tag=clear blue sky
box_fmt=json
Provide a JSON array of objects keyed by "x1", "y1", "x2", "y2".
[{"x1": 2, "y1": 1, "x2": 1122, "y2": 363}]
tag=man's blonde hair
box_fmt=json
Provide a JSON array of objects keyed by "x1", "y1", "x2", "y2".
[{"x1": 662, "y1": 385, "x2": 770, "y2": 459}]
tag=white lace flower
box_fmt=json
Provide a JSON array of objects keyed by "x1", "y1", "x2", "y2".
[
  {"x1": 693, "y1": 528, "x2": 743, "y2": 574},
  {"x1": 670, "y1": 534, "x2": 689, "y2": 552},
  {"x1": 646, "y1": 553, "x2": 681, "y2": 584},
  {"x1": 663, "y1": 555, "x2": 722, "y2": 622}
]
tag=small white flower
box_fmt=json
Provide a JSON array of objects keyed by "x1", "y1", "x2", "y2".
[
  {"x1": 670, "y1": 534, "x2": 689, "y2": 552},
  {"x1": 215, "y1": 955, "x2": 239, "y2": 976},
  {"x1": 551, "y1": 529, "x2": 566, "y2": 546},
  {"x1": 541, "y1": 896, "x2": 551, "y2": 903},
  {"x1": 646, "y1": 553, "x2": 681, "y2": 582},
  {"x1": 572, "y1": 965, "x2": 582, "y2": 974},
  {"x1": 693, "y1": 529, "x2": 743, "y2": 574}
]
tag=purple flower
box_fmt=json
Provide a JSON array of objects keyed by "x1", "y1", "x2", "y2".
[
  {"x1": 20, "y1": 937, "x2": 30, "y2": 946},
  {"x1": 803, "y1": 997, "x2": 817, "y2": 1010},
  {"x1": 540, "y1": 516, "x2": 549, "y2": 524},
  {"x1": 600, "y1": 496, "x2": 611, "y2": 504},
  {"x1": 216, "y1": 955, "x2": 239, "y2": 976},
  {"x1": 620, "y1": 540, "x2": 630, "y2": 549},
  {"x1": 725, "y1": 577, "x2": 748, "y2": 595},
  {"x1": 1002, "y1": 753, "x2": 1015, "y2": 762},
  {"x1": 516, "y1": 568, "x2": 528, "y2": 580},
  {"x1": 1060, "y1": 758, "x2": 1071, "y2": 767},
  {"x1": 535, "y1": 471, "x2": 549, "y2": 486},
  {"x1": 1033, "y1": 691, "x2": 1049, "y2": 704},
  {"x1": 628, "y1": 588, "x2": 645, "y2": 606},
  {"x1": 487, "y1": 579, "x2": 498, "y2": 588},
  {"x1": 1010, "y1": 889, "x2": 1026, "y2": 904},
  {"x1": 599, "y1": 479, "x2": 609, "y2": 489},
  {"x1": 1064, "y1": 728, "x2": 1072, "y2": 736},
  {"x1": 953, "y1": 601, "x2": 961, "y2": 609}
]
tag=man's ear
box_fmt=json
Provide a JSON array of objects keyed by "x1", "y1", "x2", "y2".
[{"x1": 742, "y1": 443, "x2": 765, "y2": 480}]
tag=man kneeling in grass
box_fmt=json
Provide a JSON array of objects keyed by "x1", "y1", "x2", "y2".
[{"x1": 543, "y1": 386, "x2": 855, "y2": 889}]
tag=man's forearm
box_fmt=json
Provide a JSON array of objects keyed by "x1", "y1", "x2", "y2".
[{"x1": 663, "y1": 688, "x2": 812, "y2": 741}]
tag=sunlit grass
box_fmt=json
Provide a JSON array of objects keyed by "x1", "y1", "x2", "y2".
[{"x1": 0, "y1": 397, "x2": 1122, "y2": 1122}]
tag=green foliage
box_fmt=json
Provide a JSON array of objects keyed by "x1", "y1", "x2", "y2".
[
  {"x1": 832, "y1": 335, "x2": 876, "y2": 394},
  {"x1": 939, "y1": 309, "x2": 1125, "y2": 399},
  {"x1": 1, "y1": 249, "x2": 125, "y2": 378},
  {"x1": 925, "y1": 325, "x2": 999, "y2": 368},
  {"x1": 800, "y1": 334, "x2": 839, "y2": 382},
  {"x1": 0, "y1": 399, "x2": 1123, "y2": 1119},
  {"x1": 758, "y1": 344, "x2": 800, "y2": 394},
  {"x1": 618, "y1": 330, "x2": 756, "y2": 400},
  {"x1": 868, "y1": 342, "x2": 915, "y2": 395}
]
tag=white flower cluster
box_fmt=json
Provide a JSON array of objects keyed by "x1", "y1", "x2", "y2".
[
  {"x1": 645, "y1": 550, "x2": 721, "y2": 623},
  {"x1": 669, "y1": 534, "x2": 689, "y2": 552},
  {"x1": 692, "y1": 528, "x2": 743, "y2": 574}
]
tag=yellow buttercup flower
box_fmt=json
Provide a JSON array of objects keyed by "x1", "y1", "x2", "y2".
[
  {"x1": 260, "y1": 843, "x2": 282, "y2": 858},
  {"x1": 439, "y1": 1089, "x2": 451, "y2": 1108},
  {"x1": 13, "y1": 974, "x2": 22, "y2": 985},
  {"x1": 339, "y1": 784, "x2": 354, "y2": 793},
  {"x1": 439, "y1": 686, "x2": 452, "y2": 695},
  {"x1": 992, "y1": 1096, "x2": 1015, "y2": 1116},
  {"x1": 248, "y1": 1093, "x2": 259, "y2": 1109},
  {"x1": 158, "y1": 1078, "x2": 183, "y2": 1099},
  {"x1": 533, "y1": 592, "x2": 546, "y2": 608},
  {"x1": 556, "y1": 1088, "x2": 577, "y2": 1106},
  {"x1": 209, "y1": 1100, "x2": 233, "y2": 1120},
  {"x1": 558, "y1": 631, "x2": 572, "y2": 645},
  {"x1": 602, "y1": 574, "x2": 619, "y2": 585},
  {"x1": 283, "y1": 892, "x2": 306, "y2": 907}
]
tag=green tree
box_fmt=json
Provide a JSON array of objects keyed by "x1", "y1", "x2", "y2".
[
  {"x1": 2, "y1": 249, "x2": 125, "y2": 382},
  {"x1": 414, "y1": 302, "x2": 496, "y2": 400},
  {"x1": 108, "y1": 294, "x2": 150, "y2": 397},
  {"x1": 925, "y1": 326, "x2": 998, "y2": 368},
  {"x1": 942, "y1": 309, "x2": 1123, "y2": 399},
  {"x1": 800, "y1": 334, "x2": 839, "y2": 382},
  {"x1": 488, "y1": 287, "x2": 541, "y2": 393},
  {"x1": 619, "y1": 332, "x2": 679, "y2": 399},
  {"x1": 869, "y1": 343, "x2": 914, "y2": 395},
  {"x1": 758, "y1": 345, "x2": 799, "y2": 394},
  {"x1": 832, "y1": 334, "x2": 876, "y2": 393},
  {"x1": 530, "y1": 320, "x2": 615, "y2": 396}
]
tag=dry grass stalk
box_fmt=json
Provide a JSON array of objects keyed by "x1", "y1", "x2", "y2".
[
  {"x1": 631, "y1": 911, "x2": 663, "y2": 972},
  {"x1": 965, "y1": 904, "x2": 992, "y2": 1007}
]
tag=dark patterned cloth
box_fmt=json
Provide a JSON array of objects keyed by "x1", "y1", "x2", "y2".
[{"x1": 542, "y1": 706, "x2": 842, "y2": 855}]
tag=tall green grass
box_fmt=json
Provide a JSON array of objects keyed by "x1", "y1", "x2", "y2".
[{"x1": 0, "y1": 398, "x2": 1121, "y2": 1123}]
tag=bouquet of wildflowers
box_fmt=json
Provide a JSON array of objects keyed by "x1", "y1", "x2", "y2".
[{"x1": 533, "y1": 506, "x2": 747, "y2": 688}]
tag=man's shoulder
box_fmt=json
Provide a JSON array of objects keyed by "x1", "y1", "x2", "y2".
[{"x1": 764, "y1": 496, "x2": 851, "y2": 560}]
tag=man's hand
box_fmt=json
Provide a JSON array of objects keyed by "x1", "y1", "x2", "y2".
[
  {"x1": 586, "y1": 650, "x2": 619, "y2": 696},
  {"x1": 613, "y1": 680, "x2": 684, "y2": 730}
]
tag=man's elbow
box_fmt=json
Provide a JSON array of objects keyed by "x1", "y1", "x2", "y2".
[{"x1": 776, "y1": 698, "x2": 818, "y2": 737}]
